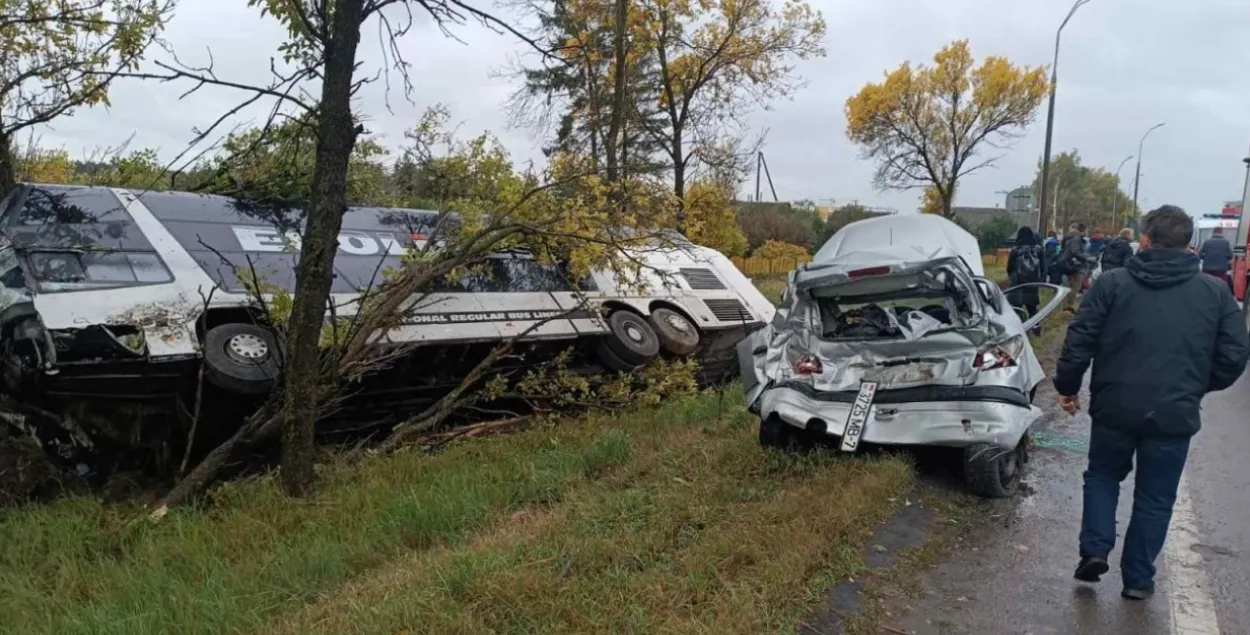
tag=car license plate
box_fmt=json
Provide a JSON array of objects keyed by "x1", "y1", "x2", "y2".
[{"x1": 840, "y1": 381, "x2": 879, "y2": 453}]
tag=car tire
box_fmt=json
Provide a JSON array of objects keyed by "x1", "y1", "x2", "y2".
[
  {"x1": 647, "y1": 307, "x2": 700, "y2": 356},
  {"x1": 1029, "y1": 385, "x2": 1038, "y2": 404},
  {"x1": 203, "y1": 323, "x2": 282, "y2": 395},
  {"x1": 759, "y1": 414, "x2": 795, "y2": 450},
  {"x1": 598, "y1": 310, "x2": 661, "y2": 368},
  {"x1": 964, "y1": 442, "x2": 1023, "y2": 499}
]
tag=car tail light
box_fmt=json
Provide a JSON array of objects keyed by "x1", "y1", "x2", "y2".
[
  {"x1": 848, "y1": 266, "x2": 891, "y2": 278},
  {"x1": 794, "y1": 355, "x2": 823, "y2": 376},
  {"x1": 974, "y1": 336, "x2": 1025, "y2": 371}
]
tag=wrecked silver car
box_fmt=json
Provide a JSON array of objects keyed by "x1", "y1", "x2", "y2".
[{"x1": 739, "y1": 214, "x2": 1068, "y2": 498}]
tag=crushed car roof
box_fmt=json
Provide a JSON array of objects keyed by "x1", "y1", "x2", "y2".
[{"x1": 812, "y1": 214, "x2": 985, "y2": 278}]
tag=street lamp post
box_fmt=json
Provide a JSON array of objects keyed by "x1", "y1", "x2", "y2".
[
  {"x1": 1110, "y1": 154, "x2": 1133, "y2": 229},
  {"x1": 1037, "y1": 0, "x2": 1093, "y2": 237},
  {"x1": 1131, "y1": 123, "x2": 1166, "y2": 216}
]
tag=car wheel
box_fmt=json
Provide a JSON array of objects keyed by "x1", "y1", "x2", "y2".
[
  {"x1": 203, "y1": 323, "x2": 281, "y2": 395},
  {"x1": 1029, "y1": 385, "x2": 1038, "y2": 404},
  {"x1": 759, "y1": 414, "x2": 795, "y2": 450},
  {"x1": 598, "y1": 310, "x2": 661, "y2": 368},
  {"x1": 647, "y1": 307, "x2": 700, "y2": 356},
  {"x1": 964, "y1": 442, "x2": 1023, "y2": 499}
]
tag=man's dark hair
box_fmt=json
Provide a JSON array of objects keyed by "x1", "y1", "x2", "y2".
[
  {"x1": 1213, "y1": 227, "x2": 1224, "y2": 235},
  {"x1": 1076, "y1": 223, "x2": 1087, "y2": 233},
  {"x1": 1141, "y1": 205, "x2": 1194, "y2": 249}
]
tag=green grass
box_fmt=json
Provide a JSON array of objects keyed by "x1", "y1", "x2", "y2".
[
  {"x1": 753, "y1": 275, "x2": 787, "y2": 306},
  {"x1": 0, "y1": 387, "x2": 913, "y2": 635}
]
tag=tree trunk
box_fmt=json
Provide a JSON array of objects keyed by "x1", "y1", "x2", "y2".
[
  {"x1": 604, "y1": 0, "x2": 629, "y2": 184},
  {"x1": 0, "y1": 134, "x2": 17, "y2": 196},
  {"x1": 277, "y1": 0, "x2": 366, "y2": 498},
  {"x1": 941, "y1": 182, "x2": 956, "y2": 219},
  {"x1": 672, "y1": 131, "x2": 686, "y2": 230}
]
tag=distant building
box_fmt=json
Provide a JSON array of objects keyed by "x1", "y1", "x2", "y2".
[
  {"x1": 1004, "y1": 187, "x2": 1037, "y2": 214},
  {"x1": 951, "y1": 206, "x2": 1037, "y2": 232}
]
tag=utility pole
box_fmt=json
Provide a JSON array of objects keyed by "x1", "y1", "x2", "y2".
[{"x1": 1037, "y1": 0, "x2": 1092, "y2": 236}]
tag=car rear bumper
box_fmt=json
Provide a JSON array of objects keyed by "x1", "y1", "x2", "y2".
[{"x1": 760, "y1": 383, "x2": 1041, "y2": 449}]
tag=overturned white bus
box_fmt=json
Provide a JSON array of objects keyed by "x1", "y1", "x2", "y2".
[{"x1": 0, "y1": 184, "x2": 773, "y2": 470}]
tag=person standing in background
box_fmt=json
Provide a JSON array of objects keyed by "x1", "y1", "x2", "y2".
[
  {"x1": 1044, "y1": 231, "x2": 1064, "y2": 285},
  {"x1": 1099, "y1": 228, "x2": 1136, "y2": 273},
  {"x1": 1198, "y1": 226, "x2": 1235, "y2": 294},
  {"x1": 1007, "y1": 226, "x2": 1047, "y2": 336},
  {"x1": 1059, "y1": 223, "x2": 1090, "y2": 312}
]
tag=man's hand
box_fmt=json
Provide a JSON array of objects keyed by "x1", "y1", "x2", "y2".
[{"x1": 1059, "y1": 394, "x2": 1081, "y2": 415}]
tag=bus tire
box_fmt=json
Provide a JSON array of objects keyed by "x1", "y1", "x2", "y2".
[
  {"x1": 595, "y1": 339, "x2": 637, "y2": 373},
  {"x1": 203, "y1": 323, "x2": 281, "y2": 395},
  {"x1": 648, "y1": 307, "x2": 700, "y2": 356},
  {"x1": 600, "y1": 310, "x2": 660, "y2": 367}
]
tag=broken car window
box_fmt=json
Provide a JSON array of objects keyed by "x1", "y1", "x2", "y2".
[{"x1": 813, "y1": 266, "x2": 977, "y2": 341}]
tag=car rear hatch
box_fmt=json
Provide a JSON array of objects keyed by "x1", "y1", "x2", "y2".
[{"x1": 751, "y1": 254, "x2": 1026, "y2": 400}]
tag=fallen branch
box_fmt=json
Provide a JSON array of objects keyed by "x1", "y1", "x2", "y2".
[{"x1": 417, "y1": 416, "x2": 528, "y2": 447}]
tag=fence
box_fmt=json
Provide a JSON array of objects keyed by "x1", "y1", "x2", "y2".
[
  {"x1": 731, "y1": 255, "x2": 813, "y2": 277},
  {"x1": 982, "y1": 249, "x2": 1011, "y2": 265}
]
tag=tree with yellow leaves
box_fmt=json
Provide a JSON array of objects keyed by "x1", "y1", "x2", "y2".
[
  {"x1": 0, "y1": 0, "x2": 172, "y2": 193},
  {"x1": 682, "y1": 179, "x2": 748, "y2": 257},
  {"x1": 920, "y1": 185, "x2": 944, "y2": 214},
  {"x1": 845, "y1": 41, "x2": 1048, "y2": 218}
]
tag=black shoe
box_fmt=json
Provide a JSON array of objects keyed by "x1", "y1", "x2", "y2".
[
  {"x1": 1121, "y1": 586, "x2": 1155, "y2": 601},
  {"x1": 1074, "y1": 556, "x2": 1110, "y2": 582}
]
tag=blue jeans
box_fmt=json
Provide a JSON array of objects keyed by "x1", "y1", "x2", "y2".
[{"x1": 1079, "y1": 425, "x2": 1191, "y2": 589}]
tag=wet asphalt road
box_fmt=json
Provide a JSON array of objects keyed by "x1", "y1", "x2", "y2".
[{"x1": 889, "y1": 359, "x2": 1250, "y2": 634}]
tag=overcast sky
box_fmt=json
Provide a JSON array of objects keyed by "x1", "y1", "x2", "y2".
[{"x1": 30, "y1": 0, "x2": 1250, "y2": 215}]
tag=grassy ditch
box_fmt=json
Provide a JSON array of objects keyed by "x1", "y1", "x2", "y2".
[{"x1": 0, "y1": 386, "x2": 913, "y2": 635}]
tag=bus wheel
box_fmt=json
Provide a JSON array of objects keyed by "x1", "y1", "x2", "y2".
[
  {"x1": 203, "y1": 323, "x2": 281, "y2": 395},
  {"x1": 596, "y1": 310, "x2": 660, "y2": 370},
  {"x1": 648, "y1": 307, "x2": 700, "y2": 356}
]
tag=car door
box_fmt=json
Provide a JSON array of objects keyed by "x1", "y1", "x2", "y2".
[{"x1": 1001, "y1": 282, "x2": 1069, "y2": 332}]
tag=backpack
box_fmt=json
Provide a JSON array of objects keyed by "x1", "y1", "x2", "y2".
[
  {"x1": 1061, "y1": 235, "x2": 1087, "y2": 272},
  {"x1": 1015, "y1": 245, "x2": 1043, "y2": 283}
]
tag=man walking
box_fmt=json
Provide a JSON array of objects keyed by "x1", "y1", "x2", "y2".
[
  {"x1": 1056, "y1": 206, "x2": 1249, "y2": 600},
  {"x1": 1058, "y1": 223, "x2": 1090, "y2": 312},
  {"x1": 1198, "y1": 226, "x2": 1235, "y2": 294},
  {"x1": 1099, "y1": 228, "x2": 1135, "y2": 273}
]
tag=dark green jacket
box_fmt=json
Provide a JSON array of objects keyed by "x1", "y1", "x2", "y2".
[{"x1": 1054, "y1": 248, "x2": 1249, "y2": 437}]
